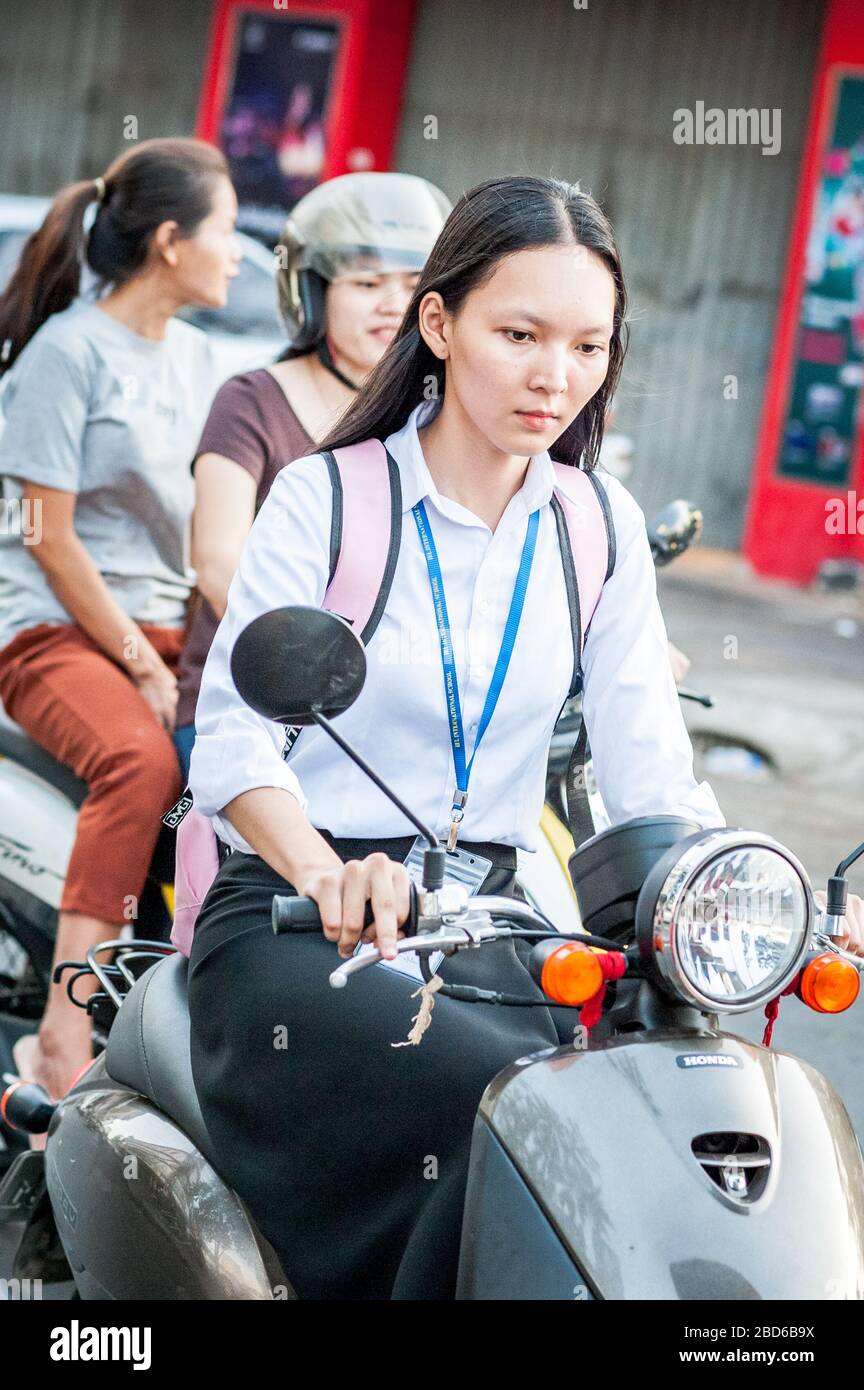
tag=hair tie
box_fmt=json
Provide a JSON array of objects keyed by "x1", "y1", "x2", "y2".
[{"x1": 93, "y1": 176, "x2": 106, "y2": 204}]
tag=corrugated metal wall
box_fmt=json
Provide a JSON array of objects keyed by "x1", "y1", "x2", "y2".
[
  {"x1": 0, "y1": 0, "x2": 825, "y2": 546},
  {"x1": 395, "y1": 0, "x2": 825, "y2": 547},
  {"x1": 0, "y1": 0, "x2": 212, "y2": 195}
]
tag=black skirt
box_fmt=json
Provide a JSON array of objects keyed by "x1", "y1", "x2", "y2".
[{"x1": 187, "y1": 834, "x2": 577, "y2": 1301}]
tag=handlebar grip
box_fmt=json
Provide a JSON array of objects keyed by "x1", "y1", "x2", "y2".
[
  {"x1": 1, "y1": 1079, "x2": 55, "y2": 1135},
  {"x1": 272, "y1": 886, "x2": 420, "y2": 935},
  {"x1": 272, "y1": 895, "x2": 327, "y2": 933}
]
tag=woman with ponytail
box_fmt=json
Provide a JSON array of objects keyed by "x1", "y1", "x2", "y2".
[{"x1": 0, "y1": 137, "x2": 238, "y2": 1100}]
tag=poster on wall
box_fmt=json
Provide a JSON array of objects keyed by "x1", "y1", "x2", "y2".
[
  {"x1": 778, "y1": 71, "x2": 864, "y2": 487},
  {"x1": 219, "y1": 9, "x2": 343, "y2": 244}
]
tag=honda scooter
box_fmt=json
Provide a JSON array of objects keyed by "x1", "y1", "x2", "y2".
[{"x1": 1, "y1": 605, "x2": 863, "y2": 1300}]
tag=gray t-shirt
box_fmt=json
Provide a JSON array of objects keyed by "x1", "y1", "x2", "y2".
[{"x1": 0, "y1": 299, "x2": 217, "y2": 652}]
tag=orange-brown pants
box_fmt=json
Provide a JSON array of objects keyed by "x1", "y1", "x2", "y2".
[{"x1": 0, "y1": 623, "x2": 183, "y2": 922}]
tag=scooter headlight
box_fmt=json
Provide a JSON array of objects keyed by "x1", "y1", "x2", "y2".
[{"x1": 636, "y1": 830, "x2": 812, "y2": 1012}]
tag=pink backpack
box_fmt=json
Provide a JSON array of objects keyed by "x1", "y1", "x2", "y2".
[{"x1": 169, "y1": 437, "x2": 616, "y2": 955}]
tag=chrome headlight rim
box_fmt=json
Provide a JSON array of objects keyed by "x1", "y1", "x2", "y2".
[{"x1": 637, "y1": 829, "x2": 813, "y2": 1014}]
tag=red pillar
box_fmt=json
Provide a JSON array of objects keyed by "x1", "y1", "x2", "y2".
[
  {"x1": 196, "y1": 0, "x2": 418, "y2": 182},
  {"x1": 743, "y1": 0, "x2": 864, "y2": 584}
]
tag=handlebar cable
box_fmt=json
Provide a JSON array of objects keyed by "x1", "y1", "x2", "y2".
[{"x1": 418, "y1": 932, "x2": 641, "y2": 1006}]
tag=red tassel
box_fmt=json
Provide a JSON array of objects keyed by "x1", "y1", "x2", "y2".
[
  {"x1": 579, "y1": 951, "x2": 627, "y2": 1031},
  {"x1": 762, "y1": 973, "x2": 801, "y2": 1047}
]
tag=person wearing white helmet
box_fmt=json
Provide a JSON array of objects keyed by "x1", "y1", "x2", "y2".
[{"x1": 174, "y1": 172, "x2": 451, "y2": 775}]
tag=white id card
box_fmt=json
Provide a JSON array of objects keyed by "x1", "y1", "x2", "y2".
[{"x1": 353, "y1": 837, "x2": 494, "y2": 982}]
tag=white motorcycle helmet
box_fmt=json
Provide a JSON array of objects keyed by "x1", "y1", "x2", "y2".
[{"x1": 276, "y1": 172, "x2": 451, "y2": 351}]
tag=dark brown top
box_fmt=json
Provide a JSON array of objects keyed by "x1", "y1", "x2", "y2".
[{"x1": 175, "y1": 368, "x2": 315, "y2": 728}]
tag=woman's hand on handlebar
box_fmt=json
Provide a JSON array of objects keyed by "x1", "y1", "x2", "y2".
[{"x1": 297, "y1": 853, "x2": 412, "y2": 960}]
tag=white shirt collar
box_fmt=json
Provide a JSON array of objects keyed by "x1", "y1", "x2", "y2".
[{"x1": 384, "y1": 398, "x2": 557, "y2": 526}]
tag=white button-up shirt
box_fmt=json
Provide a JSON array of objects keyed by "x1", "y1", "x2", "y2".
[{"x1": 189, "y1": 399, "x2": 724, "y2": 854}]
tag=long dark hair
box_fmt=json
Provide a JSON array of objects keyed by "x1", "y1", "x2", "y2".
[
  {"x1": 0, "y1": 137, "x2": 229, "y2": 377},
  {"x1": 319, "y1": 175, "x2": 629, "y2": 471}
]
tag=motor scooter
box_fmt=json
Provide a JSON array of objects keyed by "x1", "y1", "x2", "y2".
[{"x1": 2, "y1": 604, "x2": 863, "y2": 1300}]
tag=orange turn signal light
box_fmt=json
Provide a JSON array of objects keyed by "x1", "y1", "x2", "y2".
[
  {"x1": 540, "y1": 941, "x2": 605, "y2": 1007},
  {"x1": 799, "y1": 953, "x2": 860, "y2": 1014}
]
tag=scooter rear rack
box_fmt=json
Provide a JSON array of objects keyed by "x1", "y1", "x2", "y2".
[{"x1": 54, "y1": 939, "x2": 177, "y2": 1016}]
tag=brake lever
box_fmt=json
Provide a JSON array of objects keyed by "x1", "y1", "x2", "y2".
[
  {"x1": 812, "y1": 929, "x2": 864, "y2": 973},
  {"x1": 329, "y1": 920, "x2": 500, "y2": 989}
]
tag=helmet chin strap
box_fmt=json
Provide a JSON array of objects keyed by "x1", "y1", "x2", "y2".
[{"x1": 316, "y1": 337, "x2": 359, "y2": 391}]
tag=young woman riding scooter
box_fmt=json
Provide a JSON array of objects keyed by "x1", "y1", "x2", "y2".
[
  {"x1": 186, "y1": 175, "x2": 864, "y2": 1301},
  {"x1": 173, "y1": 172, "x2": 451, "y2": 780},
  {"x1": 0, "y1": 138, "x2": 236, "y2": 1102}
]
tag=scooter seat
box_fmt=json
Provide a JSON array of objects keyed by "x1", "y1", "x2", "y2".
[{"x1": 105, "y1": 951, "x2": 217, "y2": 1165}]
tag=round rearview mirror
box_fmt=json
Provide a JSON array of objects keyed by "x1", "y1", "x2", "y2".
[
  {"x1": 647, "y1": 500, "x2": 703, "y2": 566},
  {"x1": 230, "y1": 606, "x2": 367, "y2": 725}
]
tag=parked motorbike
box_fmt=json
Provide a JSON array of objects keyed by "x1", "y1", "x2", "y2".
[{"x1": 2, "y1": 604, "x2": 863, "y2": 1301}]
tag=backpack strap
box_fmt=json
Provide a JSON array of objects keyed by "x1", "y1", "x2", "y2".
[
  {"x1": 587, "y1": 470, "x2": 616, "y2": 585},
  {"x1": 549, "y1": 494, "x2": 582, "y2": 701},
  {"x1": 319, "y1": 451, "x2": 343, "y2": 586},
  {"x1": 550, "y1": 463, "x2": 615, "y2": 699},
  {"x1": 320, "y1": 440, "x2": 402, "y2": 644},
  {"x1": 551, "y1": 464, "x2": 618, "y2": 850}
]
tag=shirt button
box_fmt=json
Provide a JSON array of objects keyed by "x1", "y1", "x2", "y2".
[{"x1": 478, "y1": 599, "x2": 490, "y2": 616}]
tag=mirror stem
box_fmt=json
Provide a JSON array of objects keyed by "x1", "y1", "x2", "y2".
[
  {"x1": 310, "y1": 708, "x2": 441, "y2": 849},
  {"x1": 825, "y1": 839, "x2": 864, "y2": 929},
  {"x1": 836, "y1": 840, "x2": 864, "y2": 880},
  {"x1": 677, "y1": 687, "x2": 714, "y2": 708}
]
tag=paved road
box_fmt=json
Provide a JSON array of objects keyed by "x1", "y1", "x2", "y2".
[{"x1": 659, "y1": 556, "x2": 864, "y2": 1136}]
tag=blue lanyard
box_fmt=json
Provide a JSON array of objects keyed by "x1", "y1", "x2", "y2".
[{"x1": 412, "y1": 500, "x2": 540, "y2": 849}]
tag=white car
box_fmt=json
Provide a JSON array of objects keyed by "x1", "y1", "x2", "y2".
[{"x1": 0, "y1": 193, "x2": 285, "y2": 386}]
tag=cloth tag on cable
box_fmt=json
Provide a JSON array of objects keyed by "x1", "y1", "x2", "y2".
[{"x1": 392, "y1": 974, "x2": 444, "y2": 1047}]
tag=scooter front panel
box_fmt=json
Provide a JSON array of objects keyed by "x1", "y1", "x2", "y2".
[
  {"x1": 457, "y1": 1115, "x2": 595, "y2": 1300},
  {"x1": 475, "y1": 1031, "x2": 864, "y2": 1300}
]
